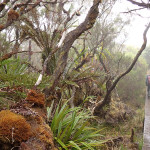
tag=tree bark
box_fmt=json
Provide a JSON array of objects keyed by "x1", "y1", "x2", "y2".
[{"x1": 93, "y1": 23, "x2": 150, "y2": 116}]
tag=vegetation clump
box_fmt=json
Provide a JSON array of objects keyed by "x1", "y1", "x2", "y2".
[
  {"x1": 25, "y1": 90, "x2": 45, "y2": 107},
  {"x1": 0, "y1": 110, "x2": 32, "y2": 143},
  {"x1": 105, "y1": 99, "x2": 135, "y2": 124}
]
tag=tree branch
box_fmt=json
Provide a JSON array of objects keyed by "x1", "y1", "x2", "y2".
[
  {"x1": 22, "y1": 62, "x2": 42, "y2": 73},
  {"x1": 0, "y1": 50, "x2": 41, "y2": 62},
  {"x1": 127, "y1": 0, "x2": 150, "y2": 8},
  {"x1": 0, "y1": 0, "x2": 42, "y2": 31},
  {"x1": 122, "y1": 7, "x2": 145, "y2": 13}
]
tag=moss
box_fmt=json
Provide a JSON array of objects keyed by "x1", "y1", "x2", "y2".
[
  {"x1": 34, "y1": 115, "x2": 43, "y2": 125},
  {"x1": 0, "y1": 110, "x2": 32, "y2": 143},
  {"x1": 37, "y1": 125, "x2": 54, "y2": 145},
  {"x1": 7, "y1": 9, "x2": 19, "y2": 21},
  {"x1": 25, "y1": 90, "x2": 45, "y2": 107}
]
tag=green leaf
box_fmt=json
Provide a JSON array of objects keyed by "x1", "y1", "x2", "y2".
[
  {"x1": 50, "y1": 102, "x2": 105, "y2": 150},
  {"x1": 64, "y1": 80, "x2": 79, "y2": 88},
  {"x1": 69, "y1": 141, "x2": 82, "y2": 150},
  {"x1": 55, "y1": 137, "x2": 69, "y2": 150},
  {"x1": 73, "y1": 121, "x2": 88, "y2": 140},
  {"x1": 63, "y1": 111, "x2": 76, "y2": 143},
  {"x1": 57, "y1": 120, "x2": 63, "y2": 137},
  {"x1": 59, "y1": 122, "x2": 72, "y2": 140},
  {"x1": 81, "y1": 142, "x2": 94, "y2": 150}
]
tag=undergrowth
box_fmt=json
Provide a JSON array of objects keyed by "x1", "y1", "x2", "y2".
[
  {"x1": 47, "y1": 101, "x2": 106, "y2": 150},
  {"x1": 97, "y1": 107, "x2": 144, "y2": 149}
]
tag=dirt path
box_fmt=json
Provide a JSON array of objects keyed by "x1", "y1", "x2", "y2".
[{"x1": 143, "y1": 90, "x2": 150, "y2": 150}]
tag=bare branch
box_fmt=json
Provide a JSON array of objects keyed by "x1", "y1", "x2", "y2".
[
  {"x1": 127, "y1": 0, "x2": 150, "y2": 8},
  {"x1": 22, "y1": 62, "x2": 42, "y2": 73},
  {"x1": 122, "y1": 7, "x2": 145, "y2": 13}
]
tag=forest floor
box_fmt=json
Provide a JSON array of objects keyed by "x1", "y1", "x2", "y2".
[{"x1": 97, "y1": 106, "x2": 144, "y2": 150}]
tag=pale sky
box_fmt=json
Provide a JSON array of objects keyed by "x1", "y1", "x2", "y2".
[{"x1": 113, "y1": 0, "x2": 150, "y2": 48}]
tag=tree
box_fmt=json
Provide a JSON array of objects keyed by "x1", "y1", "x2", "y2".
[
  {"x1": 17, "y1": 1, "x2": 83, "y2": 75},
  {"x1": 93, "y1": 23, "x2": 150, "y2": 115},
  {"x1": 0, "y1": 0, "x2": 102, "y2": 85},
  {"x1": 34, "y1": 0, "x2": 103, "y2": 92},
  {"x1": 85, "y1": 6, "x2": 130, "y2": 107}
]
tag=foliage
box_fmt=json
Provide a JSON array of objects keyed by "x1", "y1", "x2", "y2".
[
  {"x1": 0, "y1": 57, "x2": 50, "y2": 87},
  {"x1": 47, "y1": 101, "x2": 105, "y2": 150},
  {"x1": 0, "y1": 33, "x2": 12, "y2": 56},
  {"x1": 0, "y1": 58, "x2": 49, "y2": 106},
  {"x1": 0, "y1": 58, "x2": 28, "y2": 102},
  {"x1": 0, "y1": 58, "x2": 30, "y2": 85}
]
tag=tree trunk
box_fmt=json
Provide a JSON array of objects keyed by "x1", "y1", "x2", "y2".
[{"x1": 42, "y1": 47, "x2": 56, "y2": 75}]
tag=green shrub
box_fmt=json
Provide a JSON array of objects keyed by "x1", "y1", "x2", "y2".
[
  {"x1": 0, "y1": 58, "x2": 49, "y2": 104},
  {"x1": 47, "y1": 101, "x2": 105, "y2": 150}
]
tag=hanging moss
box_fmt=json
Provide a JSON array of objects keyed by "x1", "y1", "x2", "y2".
[{"x1": 0, "y1": 110, "x2": 32, "y2": 143}]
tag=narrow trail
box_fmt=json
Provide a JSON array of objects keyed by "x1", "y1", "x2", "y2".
[{"x1": 143, "y1": 91, "x2": 150, "y2": 150}]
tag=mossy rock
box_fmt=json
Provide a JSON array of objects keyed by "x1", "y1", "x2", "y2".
[{"x1": 0, "y1": 110, "x2": 32, "y2": 143}]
